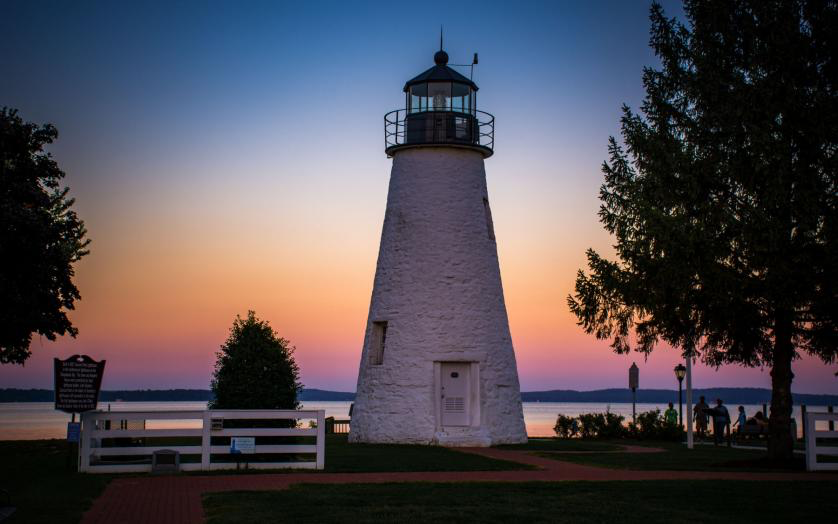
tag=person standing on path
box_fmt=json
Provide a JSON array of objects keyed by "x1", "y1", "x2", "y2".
[
  {"x1": 664, "y1": 402, "x2": 678, "y2": 426},
  {"x1": 712, "y1": 398, "x2": 731, "y2": 447},
  {"x1": 694, "y1": 396, "x2": 709, "y2": 440}
]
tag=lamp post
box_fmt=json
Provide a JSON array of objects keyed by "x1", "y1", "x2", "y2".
[
  {"x1": 686, "y1": 356, "x2": 693, "y2": 449},
  {"x1": 674, "y1": 364, "x2": 686, "y2": 427}
]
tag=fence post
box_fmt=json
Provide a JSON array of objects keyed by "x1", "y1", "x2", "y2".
[
  {"x1": 805, "y1": 411, "x2": 815, "y2": 471},
  {"x1": 829, "y1": 405, "x2": 835, "y2": 432},
  {"x1": 316, "y1": 410, "x2": 326, "y2": 470},
  {"x1": 201, "y1": 411, "x2": 212, "y2": 471},
  {"x1": 79, "y1": 412, "x2": 92, "y2": 473}
]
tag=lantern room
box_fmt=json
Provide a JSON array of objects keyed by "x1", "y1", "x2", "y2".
[
  {"x1": 384, "y1": 49, "x2": 494, "y2": 157},
  {"x1": 405, "y1": 50, "x2": 477, "y2": 114}
]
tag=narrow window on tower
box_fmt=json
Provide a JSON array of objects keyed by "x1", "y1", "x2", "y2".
[
  {"x1": 483, "y1": 198, "x2": 495, "y2": 240},
  {"x1": 369, "y1": 321, "x2": 388, "y2": 365}
]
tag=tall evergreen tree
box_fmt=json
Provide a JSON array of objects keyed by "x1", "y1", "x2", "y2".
[
  {"x1": 568, "y1": 0, "x2": 836, "y2": 460},
  {"x1": 210, "y1": 311, "x2": 302, "y2": 410},
  {"x1": 0, "y1": 108, "x2": 90, "y2": 364}
]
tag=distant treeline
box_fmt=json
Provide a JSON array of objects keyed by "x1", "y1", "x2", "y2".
[
  {"x1": 2, "y1": 387, "x2": 835, "y2": 405},
  {"x1": 521, "y1": 388, "x2": 838, "y2": 406}
]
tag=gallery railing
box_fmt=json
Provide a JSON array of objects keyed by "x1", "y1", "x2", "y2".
[{"x1": 384, "y1": 109, "x2": 494, "y2": 157}]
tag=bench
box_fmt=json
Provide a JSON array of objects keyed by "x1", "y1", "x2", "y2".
[{"x1": 325, "y1": 417, "x2": 351, "y2": 434}]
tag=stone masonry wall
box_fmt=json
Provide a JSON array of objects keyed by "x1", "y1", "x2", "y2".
[{"x1": 348, "y1": 147, "x2": 527, "y2": 446}]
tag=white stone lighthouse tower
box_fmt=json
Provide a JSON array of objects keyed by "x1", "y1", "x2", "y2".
[{"x1": 348, "y1": 48, "x2": 527, "y2": 446}]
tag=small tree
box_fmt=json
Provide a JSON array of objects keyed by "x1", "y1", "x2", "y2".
[
  {"x1": 568, "y1": 1, "x2": 837, "y2": 461},
  {"x1": 209, "y1": 311, "x2": 302, "y2": 410},
  {"x1": 0, "y1": 108, "x2": 90, "y2": 364}
]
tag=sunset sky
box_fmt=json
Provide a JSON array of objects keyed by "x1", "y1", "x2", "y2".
[{"x1": 2, "y1": 0, "x2": 836, "y2": 394}]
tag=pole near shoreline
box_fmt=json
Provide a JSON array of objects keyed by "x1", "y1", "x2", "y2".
[
  {"x1": 629, "y1": 363, "x2": 639, "y2": 426},
  {"x1": 686, "y1": 356, "x2": 693, "y2": 449}
]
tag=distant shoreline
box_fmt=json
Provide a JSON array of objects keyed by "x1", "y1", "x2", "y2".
[{"x1": 2, "y1": 387, "x2": 836, "y2": 405}]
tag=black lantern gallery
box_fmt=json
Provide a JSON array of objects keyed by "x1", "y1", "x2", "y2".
[{"x1": 385, "y1": 49, "x2": 494, "y2": 157}]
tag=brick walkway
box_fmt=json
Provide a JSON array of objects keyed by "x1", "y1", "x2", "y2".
[{"x1": 81, "y1": 447, "x2": 835, "y2": 524}]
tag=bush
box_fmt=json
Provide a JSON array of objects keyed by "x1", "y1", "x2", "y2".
[
  {"x1": 553, "y1": 414, "x2": 576, "y2": 438},
  {"x1": 577, "y1": 413, "x2": 603, "y2": 438},
  {"x1": 553, "y1": 410, "x2": 681, "y2": 440},
  {"x1": 632, "y1": 409, "x2": 684, "y2": 441},
  {"x1": 600, "y1": 411, "x2": 626, "y2": 439}
]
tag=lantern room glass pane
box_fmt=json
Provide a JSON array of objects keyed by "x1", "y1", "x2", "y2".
[
  {"x1": 410, "y1": 83, "x2": 428, "y2": 113},
  {"x1": 428, "y1": 82, "x2": 451, "y2": 111},
  {"x1": 452, "y1": 83, "x2": 470, "y2": 114}
]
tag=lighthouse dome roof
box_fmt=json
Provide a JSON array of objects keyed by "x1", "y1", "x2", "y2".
[{"x1": 403, "y1": 50, "x2": 478, "y2": 93}]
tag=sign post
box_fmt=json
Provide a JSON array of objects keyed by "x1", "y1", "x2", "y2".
[
  {"x1": 230, "y1": 437, "x2": 255, "y2": 470},
  {"x1": 629, "y1": 363, "x2": 639, "y2": 425},
  {"x1": 54, "y1": 355, "x2": 106, "y2": 470}
]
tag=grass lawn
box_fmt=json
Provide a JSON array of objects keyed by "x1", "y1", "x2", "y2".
[
  {"x1": 0, "y1": 440, "x2": 113, "y2": 524},
  {"x1": 203, "y1": 480, "x2": 838, "y2": 524},
  {"x1": 322, "y1": 435, "x2": 531, "y2": 472},
  {"x1": 535, "y1": 440, "x2": 809, "y2": 472},
  {"x1": 0, "y1": 435, "x2": 527, "y2": 522}
]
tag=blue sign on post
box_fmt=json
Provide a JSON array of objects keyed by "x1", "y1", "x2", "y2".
[
  {"x1": 230, "y1": 437, "x2": 255, "y2": 454},
  {"x1": 67, "y1": 422, "x2": 81, "y2": 442}
]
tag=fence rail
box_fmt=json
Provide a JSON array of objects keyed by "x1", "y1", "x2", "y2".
[
  {"x1": 79, "y1": 409, "x2": 325, "y2": 473},
  {"x1": 804, "y1": 411, "x2": 838, "y2": 471}
]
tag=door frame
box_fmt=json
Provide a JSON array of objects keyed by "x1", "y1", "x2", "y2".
[{"x1": 434, "y1": 361, "x2": 480, "y2": 429}]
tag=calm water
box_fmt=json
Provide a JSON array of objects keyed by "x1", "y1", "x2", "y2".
[{"x1": 0, "y1": 401, "x2": 821, "y2": 440}]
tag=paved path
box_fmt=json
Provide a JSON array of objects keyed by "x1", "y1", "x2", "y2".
[{"x1": 81, "y1": 447, "x2": 834, "y2": 524}]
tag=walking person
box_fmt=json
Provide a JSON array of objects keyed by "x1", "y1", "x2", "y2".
[
  {"x1": 733, "y1": 405, "x2": 747, "y2": 443},
  {"x1": 711, "y1": 398, "x2": 731, "y2": 447}
]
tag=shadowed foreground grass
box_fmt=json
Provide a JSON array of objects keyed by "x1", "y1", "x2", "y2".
[
  {"x1": 203, "y1": 480, "x2": 838, "y2": 524},
  {"x1": 321, "y1": 435, "x2": 531, "y2": 472},
  {"x1": 0, "y1": 435, "x2": 526, "y2": 523},
  {"x1": 0, "y1": 440, "x2": 113, "y2": 524},
  {"x1": 535, "y1": 441, "x2": 807, "y2": 472}
]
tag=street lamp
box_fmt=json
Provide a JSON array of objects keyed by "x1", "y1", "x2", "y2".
[{"x1": 674, "y1": 364, "x2": 687, "y2": 427}]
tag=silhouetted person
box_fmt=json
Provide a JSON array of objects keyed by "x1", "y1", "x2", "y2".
[
  {"x1": 694, "y1": 396, "x2": 709, "y2": 439},
  {"x1": 664, "y1": 402, "x2": 678, "y2": 426},
  {"x1": 711, "y1": 398, "x2": 730, "y2": 446},
  {"x1": 733, "y1": 405, "x2": 747, "y2": 432}
]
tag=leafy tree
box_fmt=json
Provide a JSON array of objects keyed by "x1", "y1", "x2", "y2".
[
  {"x1": 568, "y1": 1, "x2": 836, "y2": 460},
  {"x1": 0, "y1": 108, "x2": 90, "y2": 364},
  {"x1": 210, "y1": 311, "x2": 302, "y2": 410}
]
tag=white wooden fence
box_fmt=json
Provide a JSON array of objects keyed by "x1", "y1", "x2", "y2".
[
  {"x1": 804, "y1": 411, "x2": 838, "y2": 471},
  {"x1": 79, "y1": 409, "x2": 325, "y2": 473}
]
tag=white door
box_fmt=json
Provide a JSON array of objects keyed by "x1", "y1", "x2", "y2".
[{"x1": 440, "y1": 362, "x2": 470, "y2": 426}]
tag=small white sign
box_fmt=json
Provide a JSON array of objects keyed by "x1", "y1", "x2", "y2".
[{"x1": 230, "y1": 437, "x2": 255, "y2": 454}]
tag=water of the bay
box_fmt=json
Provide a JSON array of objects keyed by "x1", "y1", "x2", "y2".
[{"x1": 0, "y1": 401, "x2": 821, "y2": 440}]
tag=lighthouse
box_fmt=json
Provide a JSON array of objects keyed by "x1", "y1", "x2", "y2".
[{"x1": 348, "y1": 47, "x2": 527, "y2": 446}]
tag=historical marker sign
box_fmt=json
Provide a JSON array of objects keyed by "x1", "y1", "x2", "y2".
[{"x1": 54, "y1": 355, "x2": 106, "y2": 413}]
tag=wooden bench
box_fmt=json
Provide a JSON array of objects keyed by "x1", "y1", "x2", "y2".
[
  {"x1": 325, "y1": 417, "x2": 351, "y2": 434},
  {"x1": 736, "y1": 424, "x2": 769, "y2": 443}
]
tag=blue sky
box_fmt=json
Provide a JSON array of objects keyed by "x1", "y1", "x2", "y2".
[{"x1": 5, "y1": 1, "x2": 834, "y2": 394}]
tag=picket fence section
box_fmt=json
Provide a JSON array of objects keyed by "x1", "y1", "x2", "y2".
[
  {"x1": 78, "y1": 409, "x2": 325, "y2": 473},
  {"x1": 804, "y1": 411, "x2": 838, "y2": 471}
]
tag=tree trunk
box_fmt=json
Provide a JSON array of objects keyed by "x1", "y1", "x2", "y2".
[{"x1": 768, "y1": 310, "x2": 794, "y2": 462}]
